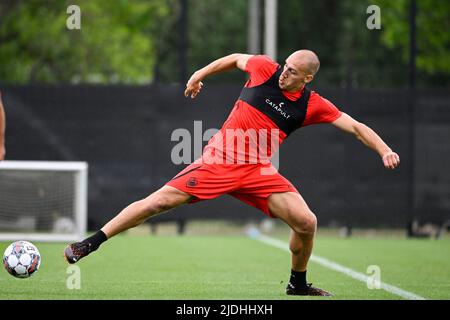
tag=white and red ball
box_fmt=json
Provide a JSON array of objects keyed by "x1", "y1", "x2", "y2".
[{"x1": 3, "y1": 241, "x2": 41, "y2": 278}]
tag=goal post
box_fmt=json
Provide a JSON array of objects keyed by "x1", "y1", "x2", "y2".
[{"x1": 0, "y1": 161, "x2": 88, "y2": 242}]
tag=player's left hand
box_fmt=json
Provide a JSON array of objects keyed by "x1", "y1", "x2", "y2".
[{"x1": 382, "y1": 151, "x2": 400, "y2": 170}]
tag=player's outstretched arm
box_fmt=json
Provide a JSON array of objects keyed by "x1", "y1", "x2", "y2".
[
  {"x1": 332, "y1": 112, "x2": 400, "y2": 170},
  {"x1": 184, "y1": 53, "x2": 253, "y2": 99},
  {"x1": 0, "y1": 91, "x2": 5, "y2": 160}
]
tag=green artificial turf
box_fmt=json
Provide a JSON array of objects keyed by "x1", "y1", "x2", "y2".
[{"x1": 0, "y1": 234, "x2": 449, "y2": 300}]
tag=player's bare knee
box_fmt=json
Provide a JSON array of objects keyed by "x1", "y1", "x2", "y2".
[
  {"x1": 155, "y1": 195, "x2": 176, "y2": 212},
  {"x1": 135, "y1": 188, "x2": 187, "y2": 216},
  {"x1": 142, "y1": 194, "x2": 173, "y2": 213},
  {"x1": 305, "y1": 212, "x2": 317, "y2": 234},
  {"x1": 293, "y1": 211, "x2": 317, "y2": 235},
  {"x1": 308, "y1": 212, "x2": 317, "y2": 230}
]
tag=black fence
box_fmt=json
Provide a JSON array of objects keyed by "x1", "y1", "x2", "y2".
[{"x1": 2, "y1": 85, "x2": 449, "y2": 230}]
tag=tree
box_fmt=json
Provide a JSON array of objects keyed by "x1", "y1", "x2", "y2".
[
  {"x1": 0, "y1": 0, "x2": 171, "y2": 84},
  {"x1": 1, "y1": 0, "x2": 447, "y2": 87},
  {"x1": 153, "y1": 0, "x2": 248, "y2": 84},
  {"x1": 375, "y1": 0, "x2": 450, "y2": 85}
]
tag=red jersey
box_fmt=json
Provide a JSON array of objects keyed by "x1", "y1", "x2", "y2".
[
  {"x1": 167, "y1": 55, "x2": 341, "y2": 215},
  {"x1": 202, "y1": 55, "x2": 342, "y2": 165}
]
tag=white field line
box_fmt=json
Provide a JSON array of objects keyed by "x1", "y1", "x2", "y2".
[{"x1": 253, "y1": 234, "x2": 426, "y2": 300}]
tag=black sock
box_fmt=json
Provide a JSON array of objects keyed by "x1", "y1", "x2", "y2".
[
  {"x1": 289, "y1": 269, "x2": 307, "y2": 288},
  {"x1": 83, "y1": 230, "x2": 107, "y2": 251}
]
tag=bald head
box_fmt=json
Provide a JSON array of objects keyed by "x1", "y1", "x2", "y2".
[
  {"x1": 289, "y1": 50, "x2": 320, "y2": 76},
  {"x1": 279, "y1": 49, "x2": 321, "y2": 92}
]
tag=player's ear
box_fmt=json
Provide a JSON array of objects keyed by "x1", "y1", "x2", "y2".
[{"x1": 304, "y1": 74, "x2": 314, "y2": 84}]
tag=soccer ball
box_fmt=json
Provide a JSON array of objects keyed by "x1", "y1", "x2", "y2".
[{"x1": 3, "y1": 241, "x2": 41, "y2": 278}]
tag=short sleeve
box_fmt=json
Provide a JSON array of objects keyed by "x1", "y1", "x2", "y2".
[
  {"x1": 244, "y1": 55, "x2": 279, "y2": 87},
  {"x1": 303, "y1": 91, "x2": 342, "y2": 126}
]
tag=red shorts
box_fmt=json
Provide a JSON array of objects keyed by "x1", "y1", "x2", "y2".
[{"x1": 166, "y1": 159, "x2": 299, "y2": 217}]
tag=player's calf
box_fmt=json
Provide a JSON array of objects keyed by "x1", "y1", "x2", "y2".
[{"x1": 63, "y1": 186, "x2": 192, "y2": 264}]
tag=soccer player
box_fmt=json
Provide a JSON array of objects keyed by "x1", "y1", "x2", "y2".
[
  {"x1": 0, "y1": 91, "x2": 6, "y2": 160},
  {"x1": 64, "y1": 50, "x2": 400, "y2": 296}
]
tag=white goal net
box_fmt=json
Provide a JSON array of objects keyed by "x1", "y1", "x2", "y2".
[{"x1": 0, "y1": 161, "x2": 88, "y2": 242}]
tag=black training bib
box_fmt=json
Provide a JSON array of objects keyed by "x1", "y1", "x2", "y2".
[{"x1": 238, "y1": 66, "x2": 310, "y2": 136}]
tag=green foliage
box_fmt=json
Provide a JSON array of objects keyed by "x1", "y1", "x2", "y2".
[
  {"x1": 375, "y1": 0, "x2": 450, "y2": 74},
  {"x1": 188, "y1": 0, "x2": 248, "y2": 82},
  {"x1": 0, "y1": 0, "x2": 170, "y2": 84},
  {"x1": 153, "y1": 0, "x2": 248, "y2": 84},
  {"x1": 0, "y1": 0, "x2": 447, "y2": 86}
]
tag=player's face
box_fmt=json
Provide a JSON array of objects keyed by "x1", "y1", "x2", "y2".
[{"x1": 279, "y1": 58, "x2": 312, "y2": 92}]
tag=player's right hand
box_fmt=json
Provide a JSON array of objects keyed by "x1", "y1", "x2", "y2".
[{"x1": 184, "y1": 74, "x2": 203, "y2": 99}]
